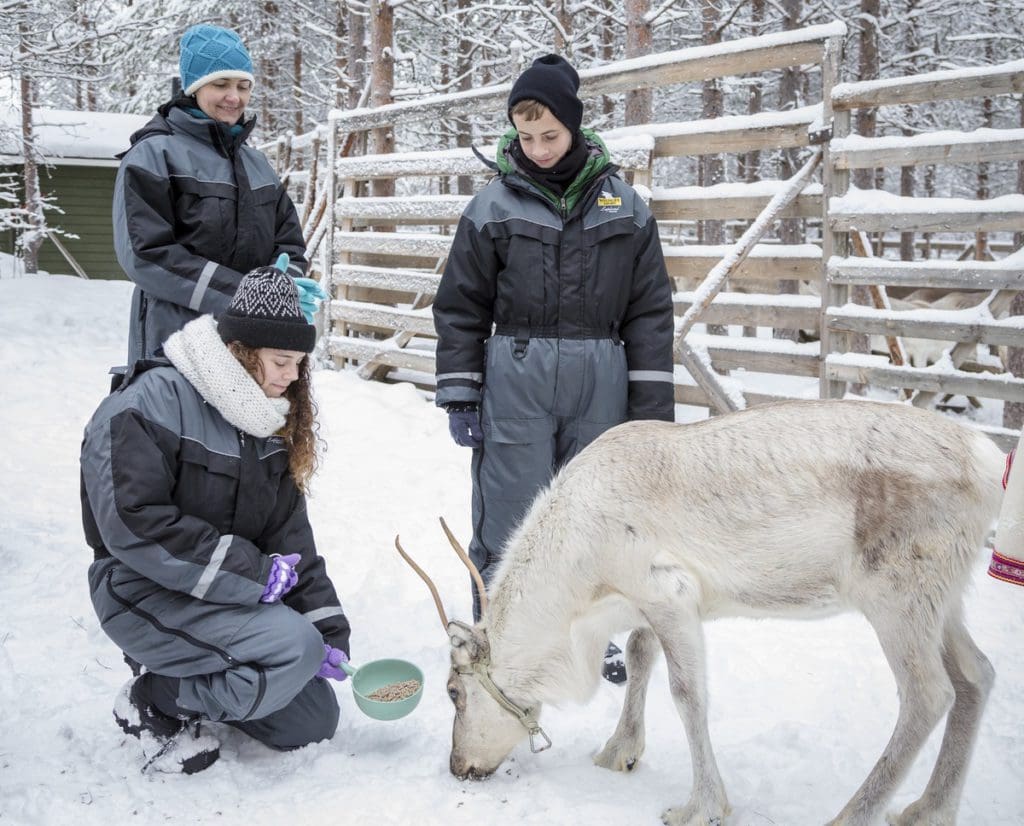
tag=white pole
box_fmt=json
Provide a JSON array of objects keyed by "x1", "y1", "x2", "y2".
[{"x1": 991, "y1": 439, "x2": 1024, "y2": 586}]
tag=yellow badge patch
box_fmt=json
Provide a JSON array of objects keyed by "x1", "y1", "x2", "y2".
[{"x1": 597, "y1": 196, "x2": 622, "y2": 207}]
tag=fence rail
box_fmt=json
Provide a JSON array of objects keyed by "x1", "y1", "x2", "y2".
[{"x1": 261, "y1": 28, "x2": 1024, "y2": 445}]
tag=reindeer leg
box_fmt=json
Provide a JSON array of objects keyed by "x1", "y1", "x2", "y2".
[
  {"x1": 827, "y1": 606, "x2": 953, "y2": 826},
  {"x1": 887, "y1": 613, "x2": 994, "y2": 826},
  {"x1": 644, "y1": 588, "x2": 729, "y2": 826},
  {"x1": 594, "y1": 626, "x2": 659, "y2": 772}
]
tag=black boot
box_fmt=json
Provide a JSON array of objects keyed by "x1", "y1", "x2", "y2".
[
  {"x1": 601, "y1": 641, "x2": 627, "y2": 684},
  {"x1": 112, "y1": 673, "x2": 220, "y2": 774}
]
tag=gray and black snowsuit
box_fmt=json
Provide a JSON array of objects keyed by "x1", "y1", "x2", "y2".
[
  {"x1": 113, "y1": 98, "x2": 308, "y2": 364},
  {"x1": 432, "y1": 129, "x2": 675, "y2": 594},
  {"x1": 82, "y1": 359, "x2": 349, "y2": 749}
]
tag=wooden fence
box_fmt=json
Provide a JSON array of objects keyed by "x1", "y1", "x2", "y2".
[
  {"x1": 822, "y1": 62, "x2": 1024, "y2": 446},
  {"x1": 263, "y1": 24, "x2": 1024, "y2": 448}
]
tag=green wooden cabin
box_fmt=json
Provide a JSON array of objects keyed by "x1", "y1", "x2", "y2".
[{"x1": 1, "y1": 108, "x2": 149, "y2": 280}]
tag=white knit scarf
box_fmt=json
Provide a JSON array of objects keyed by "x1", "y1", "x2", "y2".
[{"x1": 163, "y1": 315, "x2": 291, "y2": 438}]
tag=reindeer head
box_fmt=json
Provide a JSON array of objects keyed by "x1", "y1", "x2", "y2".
[
  {"x1": 446, "y1": 620, "x2": 532, "y2": 778},
  {"x1": 395, "y1": 521, "x2": 551, "y2": 783}
]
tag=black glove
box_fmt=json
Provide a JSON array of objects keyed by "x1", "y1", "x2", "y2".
[{"x1": 445, "y1": 403, "x2": 482, "y2": 448}]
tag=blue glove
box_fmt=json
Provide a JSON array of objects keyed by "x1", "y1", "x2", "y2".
[
  {"x1": 293, "y1": 277, "x2": 328, "y2": 324},
  {"x1": 260, "y1": 553, "x2": 301, "y2": 603},
  {"x1": 272, "y1": 253, "x2": 326, "y2": 323},
  {"x1": 317, "y1": 645, "x2": 349, "y2": 681},
  {"x1": 447, "y1": 405, "x2": 482, "y2": 448}
]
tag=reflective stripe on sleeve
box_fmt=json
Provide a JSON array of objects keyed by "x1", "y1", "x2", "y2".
[
  {"x1": 190, "y1": 534, "x2": 232, "y2": 600},
  {"x1": 436, "y1": 372, "x2": 483, "y2": 383},
  {"x1": 628, "y1": 370, "x2": 675, "y2": 383},
  {"x1": 189, "y1": 261, "x2": 219, "y2": 311},
  {"x1": 304, "y1": 605, "x2": 346, "y2": 623}
]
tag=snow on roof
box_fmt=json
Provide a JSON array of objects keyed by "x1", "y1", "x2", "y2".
[{"x1": 0, "y1": 106, "x2": 149, "y2": 165}]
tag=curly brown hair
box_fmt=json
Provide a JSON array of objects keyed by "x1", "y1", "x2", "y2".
[{"x1": 227, "y1": 342, "x2": 322, "y2": 493}]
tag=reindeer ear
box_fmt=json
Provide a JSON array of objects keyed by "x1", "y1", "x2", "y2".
[{"x1": 448, "y1": 620, "x2": 487, "y2": 664}]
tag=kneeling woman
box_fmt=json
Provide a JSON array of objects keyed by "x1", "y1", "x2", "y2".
[{"x1": 81, "y1": 266, "x2": 350, "y2": 773}]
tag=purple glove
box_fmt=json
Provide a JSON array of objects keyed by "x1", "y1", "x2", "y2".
[
  {"x1": 317, "y1": 644, "x2": 349, "y2": 681},
  {"x1": 447, "y1": 405, "x2": 482, "y2": 448},
  {"x1": 260, "y1": 553, "x2": 300, "y2": 603}
]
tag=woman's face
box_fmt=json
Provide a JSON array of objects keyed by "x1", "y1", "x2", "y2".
[
  {"x1": 512, "y1": 107, "x2": 573, "y2": 169},
  {"x1": 194, "y1": 78, "x2": 252, "y2": 125},
  {"x1": 255, "y1": 349, "x2": 305, "y2": 398}
]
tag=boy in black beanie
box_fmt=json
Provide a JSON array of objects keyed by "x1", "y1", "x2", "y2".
[
  {"x1": 504, "y1": 54, "x2": 588, "y2": 194},
  {"x1": 432, "y1": 55, "x2": 676, "y2": 683}
]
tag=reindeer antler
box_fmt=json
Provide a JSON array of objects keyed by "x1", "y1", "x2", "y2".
[
  {"x1": 439, "y1": 516, "x2": 489, "y2": 616},
  {"x1": 394, "y1": 535, "x2": 449, "y2": 629}
]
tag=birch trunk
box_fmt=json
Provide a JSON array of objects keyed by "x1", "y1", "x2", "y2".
[{"x1": 18, "y1": 18, "x2": 43, "y2": 275}]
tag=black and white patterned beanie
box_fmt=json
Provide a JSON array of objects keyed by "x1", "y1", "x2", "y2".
[{"x1": 217, "y1": 266, "x2": 316, "y2": 352}]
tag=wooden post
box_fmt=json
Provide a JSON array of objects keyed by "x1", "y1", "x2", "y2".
[
  {"x1": 673, "y1": 149, "x2": 822, "y2": 414},
  {"x1": 850, "y1": 230, "x2": 905, "y2": 367},
  {"x1": 324, "y1": 116, "x2": 340, "y2": 367},
  {"x1": 674, "y1": 149, "x2": 822, "y2": 342},
  {"x1": 45, "y1": 230, "x2": 88, "y2": 279},
  {"x1": 678, "y1": 339, "x2": 739, "y2": 414},
  {"x1": 299, "y1": 134, "x2": 321, "y2": 229},
  {"x1": 357, "y1": 257, "x2": 445, "y2": 381},
  {"x1": 820, "y1": 35, "x2": 850, "y2": 399}
]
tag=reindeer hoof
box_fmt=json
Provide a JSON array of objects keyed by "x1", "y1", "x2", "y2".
[
  {"x1": 886, "y1": 803, "x2": 955, "y2": 826},
  {"x1": 593, "y1": 738, "x2": 644, "y2": 772},
  {"x1": 660, "y1": 803, "x2": 726, "y2": 826}
]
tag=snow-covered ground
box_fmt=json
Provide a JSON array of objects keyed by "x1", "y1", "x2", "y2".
[{"x1": 0, "y1": 273, "x2": 1021, "y2": 825}]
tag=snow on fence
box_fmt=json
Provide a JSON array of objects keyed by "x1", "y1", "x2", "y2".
[
  {"x1": 262, "y1": 24, "x2": 1024, "y2": 448},
  {"x1": 822, "y1": 60, "x2": 1024, "y2": 447}
]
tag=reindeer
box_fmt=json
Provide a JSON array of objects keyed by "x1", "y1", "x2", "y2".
[{"x1": 398, "y1": 399, "x2": 1005, "y2": 826}]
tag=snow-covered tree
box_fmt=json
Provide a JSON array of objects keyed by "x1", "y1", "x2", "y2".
[{"x1": 0, "y1": 0, "x2": 146, "y2": 272}]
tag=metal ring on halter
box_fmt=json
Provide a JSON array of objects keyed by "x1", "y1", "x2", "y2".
[{"x1": 455, "y1": 661, "x2": 552, "y2": 752}]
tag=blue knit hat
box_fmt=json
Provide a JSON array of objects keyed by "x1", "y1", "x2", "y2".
[{"x1": 179, "y1": 24, "x2": 255, "y2": 96}]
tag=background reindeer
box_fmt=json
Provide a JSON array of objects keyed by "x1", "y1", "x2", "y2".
[{"x1": 403, "y1": 399, "x2": 1005, "y2": 826}]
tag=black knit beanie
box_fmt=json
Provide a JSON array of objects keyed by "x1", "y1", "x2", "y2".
[
  {"x1": 217, "y1": 266, "x2": 316, "y2": 353},
  {"x1": 507, "y1": 54, "x2": 583, "y2": 134}
]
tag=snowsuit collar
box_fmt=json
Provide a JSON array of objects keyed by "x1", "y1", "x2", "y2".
[
  {"x1": 163, "y1": 315, "x2": 291, "y2": 439},
  {"x1": 119, "y1": 96, "x2": 257, "y2": 159},
  {"x1": 496, "y1": 126, "x2": 612, "y2": 214},
  {"x1": 507, "y1": 129, "x2": 590, "y2": 196}
]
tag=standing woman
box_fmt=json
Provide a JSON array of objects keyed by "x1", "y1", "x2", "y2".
[
  {"x1": 113, "y1": 24, "x2": 317, "y2": 365},
  {"x1": 432, "y1": 54, "x2": 676, "y2": 676},
  {"x1": 82, "y1": 267, "x2": 351, "y2": 774}
]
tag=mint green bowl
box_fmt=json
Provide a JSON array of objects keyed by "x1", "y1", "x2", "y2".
[{"x1": 340, "y1": 658, "x2": 424, "y2": 721}]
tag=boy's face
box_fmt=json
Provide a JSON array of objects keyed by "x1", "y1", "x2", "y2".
[{"x1": 512, "y1": 108, "x2": 573, "y2": 169}]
